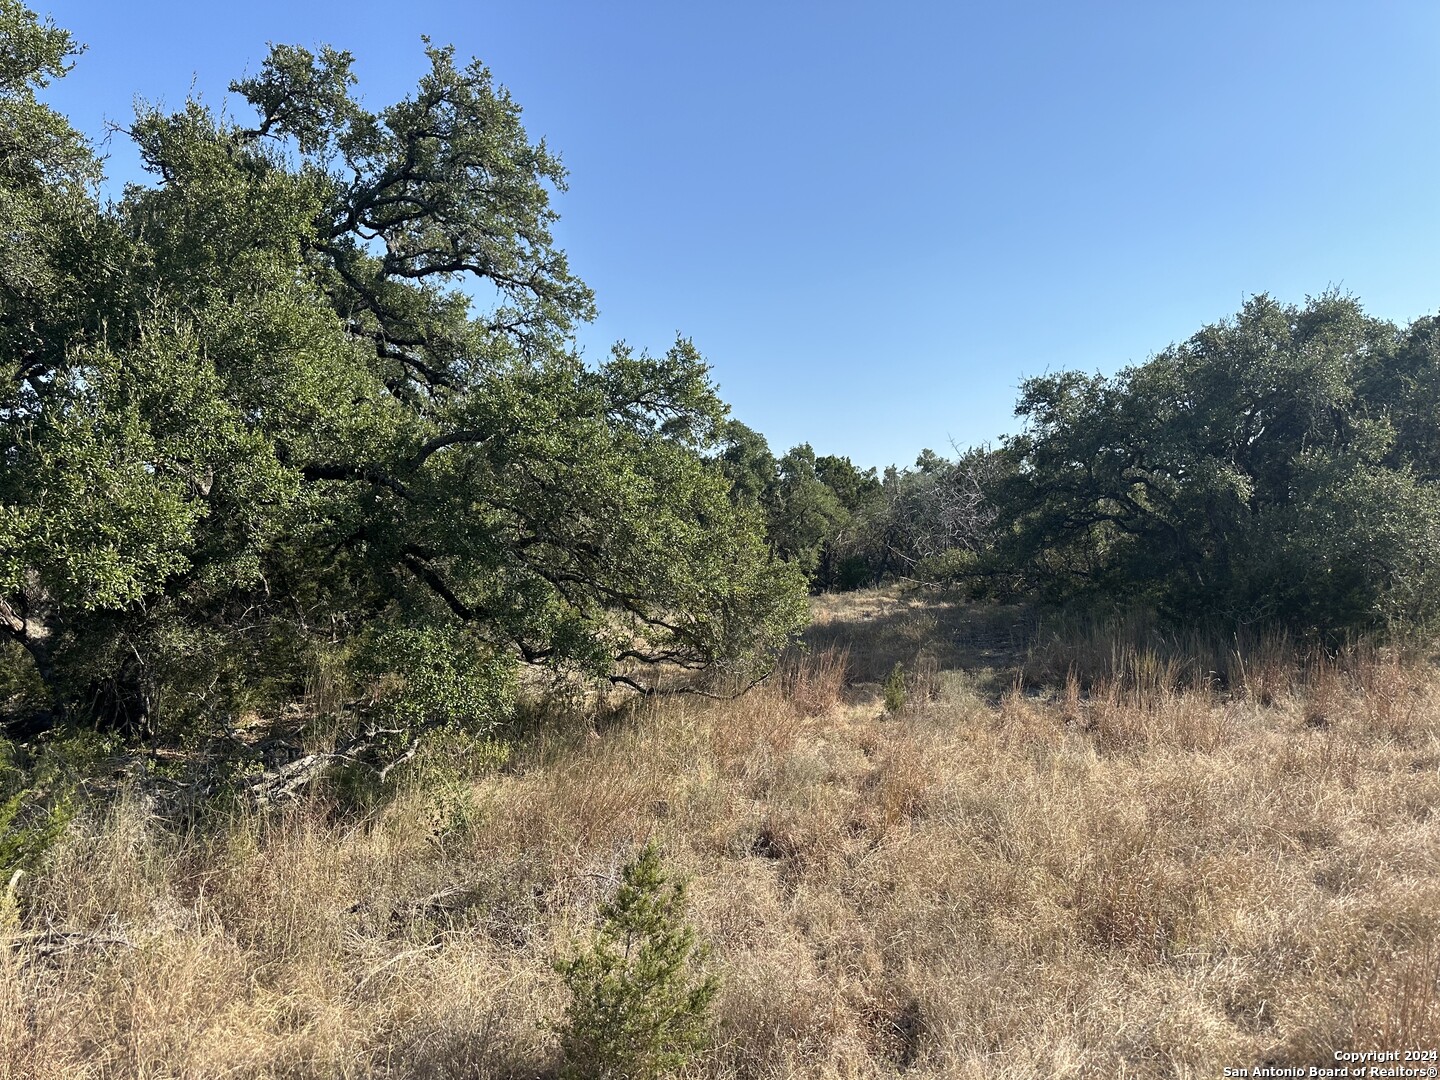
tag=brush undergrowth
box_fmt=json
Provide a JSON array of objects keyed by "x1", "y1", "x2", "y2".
[{"x1": 2, "y1": 589, "x2": 1437, "y2": 1078}]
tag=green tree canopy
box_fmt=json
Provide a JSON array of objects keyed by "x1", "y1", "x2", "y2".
[
  {"x1": 766, "y1": 444, "x2": 849, "y2": 579},
  {"x1": 0, "y1": 13, "x2": 807, "y2": 735},
  {"x1": 814, "y1": 454, "x2": 881, "y2": 516},
  {"x1": 994, "y1": 293, "x2": 1440, "y2": 633},
  {"x1": 714, "y1": 419, "x2": 777, "y2": 509}
]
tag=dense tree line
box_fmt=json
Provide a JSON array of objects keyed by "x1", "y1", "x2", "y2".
[
  {"x1": 722, "y1": 291, "x2": 1440, "y2": 642},
  {"x1": 712, "y1": 424, "x2": 1000, "y2": 591},
  {"x1": 823, "y1": 294, "x2": 1440, "y2": 638},
  {"x1": 0, "y1": 1, "x2": 807, "y2": 741}
]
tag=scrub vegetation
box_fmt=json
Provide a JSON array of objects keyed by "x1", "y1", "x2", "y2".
[
  {"x1": 4, "y1": 590, "x2": 1439, "y2": 1078},
  {"x1": 3, "y1": 4, "x2": 1439, "y2": 1076}
]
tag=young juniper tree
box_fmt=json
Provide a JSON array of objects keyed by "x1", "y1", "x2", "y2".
[
  {"x1": 554, "y1": 842, "x2": 718, "y2": 1080},
  {"x1": 0, "y1": 8, "x2": 807, "y2": 736}
]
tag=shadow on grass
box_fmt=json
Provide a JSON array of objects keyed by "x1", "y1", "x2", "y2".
[{"x1": 801, "y1": 588, "x2": 1037, "y2": 701}]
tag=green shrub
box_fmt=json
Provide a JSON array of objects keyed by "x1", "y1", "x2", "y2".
[
  {"x1": 0, "y1": 736, "x2": 76, "y2": 879},
  {"x1": 0, "y1": 787, "x2": 73, "y2": 878},
  {"x1": 359, "y1": 626, "x2": 517, "y2": 736},
  {"x1": 0, "y1": 639, "x2": 46, "y2": 715},
  {"x1": 831, "y1": 554, "x2": 874, "y2": 592},
  {"x1": 884, "y1": 661, "x2": 907, "y2": 713},
  {"x1": 554, "y1": 842, "x2": 718, "y2": 1079}
]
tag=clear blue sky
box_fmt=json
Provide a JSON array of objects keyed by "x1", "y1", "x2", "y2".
[{"x1": 38, "y1": 1, "x2": 1440, "y2": 470}]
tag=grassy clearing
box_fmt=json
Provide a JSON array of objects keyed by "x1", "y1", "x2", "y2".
[{"x1": 3, "y1": 588, "x2": 1439, "y2": 1078}]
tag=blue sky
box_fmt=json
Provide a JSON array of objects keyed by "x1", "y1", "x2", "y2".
[{"x1": 38, "y1": 1, "x2": 1440, "y2": 469}]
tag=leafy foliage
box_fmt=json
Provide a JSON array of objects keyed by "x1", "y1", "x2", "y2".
[
  {"x1": 712, "y1": 424, "x2": 890, "y2": 590},
  {"x1": 715, "y1": 291, "x2": 1440, "y2": 640},
  {"x1": 0, "y1": 735, "x2": 73, "y2": 878},
  {"x1": 994, "y1": 293, "x2": 1440, "y2": 634},
  {"x1": 357, "y1": 626, "x2": 515, "y2": 735},
  {"x1": 0, "y1": 10, "x2": 807, "y2": 739},
  {"x1": 831, "y1": 447, "x2": 1007, "y2": 588},
  {"x1": 0, "y1": 785, "x2": 70, "y2": 877},
  {"x1": 767, "y1": 444, "x2": 850, "y2": 577},
  {"x1": 554, "y1": 842, "x2": 718, "y2": 1080}
]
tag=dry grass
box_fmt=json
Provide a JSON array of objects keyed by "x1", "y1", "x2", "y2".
[{"x1": 4, "y1": 587, "x2": 1439, "y2": 1077}]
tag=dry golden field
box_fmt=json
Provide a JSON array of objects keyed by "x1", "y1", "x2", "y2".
[{"x1": 3, "y1": 589, "x2": 1438, "y2": 1078}]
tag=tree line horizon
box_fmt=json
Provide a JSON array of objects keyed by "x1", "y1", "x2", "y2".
[{"x1": 5, "y1": 0, "x2": 1440, "y2": 748}]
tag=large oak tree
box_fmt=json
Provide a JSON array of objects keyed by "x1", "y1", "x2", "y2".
[
  {"x1": 0, "y1": 3, "x2": 806, "y2": 735},
  {"x1": 993, "y1": 294, "x2": 1440, "y2": 633}
]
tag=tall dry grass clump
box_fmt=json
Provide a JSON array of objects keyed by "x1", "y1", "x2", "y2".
[
  {"x1": 778, "y1": 646, "x2": 849, "y2": 717},
  {"x1": 3, "y1": 587, "x2": 1439, "y2": 1077}
]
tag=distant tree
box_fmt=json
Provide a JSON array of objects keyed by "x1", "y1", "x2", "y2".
[
  {"x1": 814, "y1": 454, "x2": 881, "y2": 515},
  {"x1": 1356, "y1": 314, "x2": 1440, "y2": 479},
  {"x1": 713, "y1": 432, "x2": 891, "y2": 591},
  {"x1": 913, "y1": 447, "x2": 947, "y2": 475},
  {"x1": 827, "y1": 448, "x2": 1006, "y2": 588},
  {"x1": 0, "y1": 9, "x2": 808, "y2": 737},
  {"x1": 806, "y1": 454, "x2": 882, "y2": 589},
  {"x1": 767, "y1": 444, "x2": 849, "y2": 578},
  {"x1": 714, "y1": 419, "x2": 778, "y2": 508}
]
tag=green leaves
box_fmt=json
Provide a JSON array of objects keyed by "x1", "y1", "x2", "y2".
[
  {"x1": 0, "y1": 785, "x2": 72, "y2": 879},
  {"x1": 358, "y1": 626, "x2": 515, "y2": 734},
  {"x1": 0, "y1": 0, "x2": 76, "y2": 93},
  {"x1": 1, "y1": 6, "x2": 806, "y2": 735},
  {"x1": 767, "y1": 443, "x2": 850, "y2": 576},
  {"x1": 554, "y1": 843, "x2": 718, "y2": 1080},
  {"x1": 997, "y1": 293, "x2": 1440, "y2": 634},
  {"x1": 229, "y1": 44, "x2": 358, "y2": 153}
]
